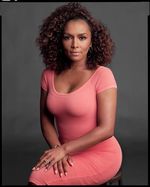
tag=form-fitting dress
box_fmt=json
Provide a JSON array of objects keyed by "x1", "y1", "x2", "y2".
[{"x1": 28, "y1": 66, "x2": 122, "y2": 185}]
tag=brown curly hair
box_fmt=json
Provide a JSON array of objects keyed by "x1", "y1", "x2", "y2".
[{"x1": 36, "y1": 2, "x2": 115, "y2": 73}]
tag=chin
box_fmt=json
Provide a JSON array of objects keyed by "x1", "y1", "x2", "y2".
[
  {"x1": 71, "y1": 58, "x2": 83, "y2": 63},
  {"x1": 70, "y1": 54, "x2": 84, "y2": 60}
]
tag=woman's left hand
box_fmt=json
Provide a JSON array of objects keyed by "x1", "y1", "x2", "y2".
[{"x1": 32, "y1": 146, "x2": 66, "y2": 171}]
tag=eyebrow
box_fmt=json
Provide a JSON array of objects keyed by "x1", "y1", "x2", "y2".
[{"x1": 63, "y1": 33, "x2": 88, "y2": 36}]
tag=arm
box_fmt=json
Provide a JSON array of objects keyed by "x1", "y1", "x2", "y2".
[
  {"x1": 34, "y1": 87, "x2": 116, "y2": 171},
  {"x1": 40, "y1": 88, "x2": 61, "y2": 148},
  {"x1": 33, "y1": 88, "x2": 73, "y2": 175},
  {"x1": 62, "y1": 87, "x2": 117, "y2": 154}
]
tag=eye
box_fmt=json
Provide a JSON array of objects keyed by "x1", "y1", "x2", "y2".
[
  {"x1": 79, "y1": 36, "x2": 87, "y2": 40},
  {"x1": 63, "y1": 35, "x2": 70, "y2": 40}
]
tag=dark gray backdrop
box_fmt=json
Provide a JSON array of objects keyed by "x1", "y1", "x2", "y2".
[{"x1": 1, "y1": 2, "x2": 149, "y2": 185}]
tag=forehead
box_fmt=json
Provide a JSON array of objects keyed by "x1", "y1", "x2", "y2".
[{"x1": 64, "y1": 19, "x2": 91, "y2": 34}]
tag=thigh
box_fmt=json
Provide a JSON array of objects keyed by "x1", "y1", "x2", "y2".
[{"x1": 28, "y1": 150, "x2": 121, "y2": 185}]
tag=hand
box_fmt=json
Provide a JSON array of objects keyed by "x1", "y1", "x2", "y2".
[
  {"x1": 32, "y1": 146, "x2": 66, "y2": 171},
  {"x1": 51, "y1": 155, "x2": 73, "y2": 177}
]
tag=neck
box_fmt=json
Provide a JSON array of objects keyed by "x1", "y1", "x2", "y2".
[{"x1": 70, "y1": 60, "x2": 87, "y2": 71}]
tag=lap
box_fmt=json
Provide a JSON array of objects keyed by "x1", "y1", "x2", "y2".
[{"x1": 28, "y1": 150, "x2": 122, "y2": 185}]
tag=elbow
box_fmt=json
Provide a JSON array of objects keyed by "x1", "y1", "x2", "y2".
[
  {"x1": 100, "y1": 127, "x2": 114, "y2": 139},
  {"x1": 107, "y1": 128, "x2": 114, "y2": 138},
  {"x1": 97, "y1": 126, "x2": 114, "y2": 140}
]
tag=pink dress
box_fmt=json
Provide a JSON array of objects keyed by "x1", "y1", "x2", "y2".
[{"x1": 28, "y1": 66, "x2": 122, "y2": 185}]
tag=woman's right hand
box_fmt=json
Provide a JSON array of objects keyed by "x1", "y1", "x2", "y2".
[{"x1": 46, "y1": 154, "x2": 73, "y2": 177}]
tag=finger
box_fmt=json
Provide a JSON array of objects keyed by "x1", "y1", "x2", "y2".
[
  {"x1": 52, "y1": 163, "x2": 58, "y2": 175},
  {"x1": 45, "y1": 161, "x2": 52, "y2": 172},
  {"x1": 62, "y1": 158, "x2": 68, "y2": 176},
  {"x1": 39, "y1": 153, "x2": 53, "y2": 165},
  {"x1": 32, "y1": 152, "x2": 50, "y2": 170},
  {"x1": 45, "y1": 159, "x2": 56, "y2": 172},
  {"x1": 39, "y1": 150, "x2": 50, "y2": 160},
  {"x1": 32, "y1": 161, "x2": 42, "y2": 170},
  {"x1": 67, "y1": 155, "x2": 73, "y2": 167},
  {"x1": 46, "y1": 158, "x2": 56, "y2": 169},
  {"x1": 57, "y1": 160, "x2": 63, "y2": 177},
  {"x1": 33, "y1": 157, "x2": 50, "y2": 170},
  {"x1": 36, "y1": 160, "x2": 47, "y2": 170},
  {"x1": 32, "y1": 158, "x2": 45, "y2": 170}
]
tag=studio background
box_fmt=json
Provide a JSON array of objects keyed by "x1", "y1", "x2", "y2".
[{"x1": 1, "y1": 2, "x2": 148, "y2": 185}]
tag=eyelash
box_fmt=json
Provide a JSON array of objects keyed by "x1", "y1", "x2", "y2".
[
  {"x1": 63, "y1": 36, "x2": 87, "y2": 40},
  {"x1": 79, "y1": 36, "x2": 87, "y2": 40}
]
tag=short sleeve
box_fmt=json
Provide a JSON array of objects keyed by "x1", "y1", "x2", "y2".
[
  {"x1": 41, "y1": 69, "x2": 49, "y2": 91},
  {"x1": 95, "y1": 67, "x2": 117, "y2": 94}
]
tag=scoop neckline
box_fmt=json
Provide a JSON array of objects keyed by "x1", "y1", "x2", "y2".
[{"x1": 52, "y1": 66, "x2": 101, "y2": 96}]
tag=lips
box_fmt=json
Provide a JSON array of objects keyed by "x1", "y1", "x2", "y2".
[
  {"x1": 70, "y1": 52, "x2": 80, "y2": 55},
  {"x1": 70, "y1": 51, "x2": 80, "y2": 53}
]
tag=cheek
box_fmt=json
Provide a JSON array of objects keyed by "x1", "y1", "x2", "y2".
[
  {"x1": 62, "y1": 43, "x2": 67, "y2": 50},
  {"x1": 82, "y1": 43, "x2": 91, "y2": 53},
  {"x1": 61, "y1": 41, "x2": 67, "y2": 51},
  {"x1": 82, "y1": 39, "x2": 91, "y2": 50},
  {"x1": 62, "y1": 41, "x2": 71, "y2": 50}
]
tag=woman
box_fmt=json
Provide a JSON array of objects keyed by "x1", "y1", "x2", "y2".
[{"x1": 28, "y1": 2, "x2": 122, "y2": 185}]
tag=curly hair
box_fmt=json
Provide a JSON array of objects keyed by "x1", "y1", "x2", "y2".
[{"x1": 36, "y1": 2, "x2": 115, "y2": 73}]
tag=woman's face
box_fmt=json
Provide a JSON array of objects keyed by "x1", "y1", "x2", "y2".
[{"x1": 62, "y1": 19, "x2": 92, "y2": 63}]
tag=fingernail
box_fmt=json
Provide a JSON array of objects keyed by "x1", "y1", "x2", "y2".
[
  {"x1": 60, "y1": 173, "x2": 62, "y2": 177},
  {"x1": 36, "y1": 168, "x2": 40, "y2": 170},
  {"x1": 71, "y1": 163, "x2": 73, "y2": 166},
  {"x1": 54, "y1": 170, "x2": 58, "y2": 174},
  {"x1": 32, "y1": 167, "x2": 35, "y2": 170},
  {"x1": 45, "y1": 169, "x2": 48, "y2": 171},
  {"x1": 65, "y1": 172, "x2": 67, "y2": 176}
]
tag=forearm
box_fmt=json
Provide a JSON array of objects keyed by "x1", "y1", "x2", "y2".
[
  {"x1": 62, "y1": 126, "x2": 113, "y2": 154},
  {"x1": 41, "y1": 115, "x2": 61, "y2": 148}
]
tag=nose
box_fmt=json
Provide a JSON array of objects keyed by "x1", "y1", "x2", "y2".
[{"x1": 71, "y1": 38, "x2": 79, "y2": 48}]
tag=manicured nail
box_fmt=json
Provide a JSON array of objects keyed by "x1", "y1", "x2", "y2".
[
  {"x1": 54, "y1": 170, "x2": 58, "y2": 174},
  {"x1": 71, "y1": 162, "x2": 73, "y2": 166}
]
